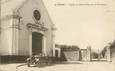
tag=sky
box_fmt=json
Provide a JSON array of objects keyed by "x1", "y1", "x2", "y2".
[{"x1": 43, "y1": 0, "x2": 115, "y2": 50}]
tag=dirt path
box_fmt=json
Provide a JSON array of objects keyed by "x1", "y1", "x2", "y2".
[{"x1": 0, "y1": 62, "x2": 114, "y2": 71}]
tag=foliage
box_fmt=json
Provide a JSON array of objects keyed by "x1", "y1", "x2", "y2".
[
  {"x1": 55, "y1": 44, "x2": 80, "y2": 51},
  {"x1": 91, "y1": 52, "x2": 98, "y2": 58}
]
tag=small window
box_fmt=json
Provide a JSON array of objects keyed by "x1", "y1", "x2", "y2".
[{"x1": 33, "y1": 10, "x2": 41, "y2": 20}]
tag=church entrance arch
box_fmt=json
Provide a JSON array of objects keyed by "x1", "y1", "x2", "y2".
[{"x1": 32, "y1": 32, "x2": 43, "y2": 55}]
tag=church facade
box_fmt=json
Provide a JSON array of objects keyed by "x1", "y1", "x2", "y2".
[{"x1": 1, "y1": 0, "x2": 55, "y2": 57}]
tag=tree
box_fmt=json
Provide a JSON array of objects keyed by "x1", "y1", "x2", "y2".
[{"x1": 92, "y1": 51, "x2": 98, "y2": 58}]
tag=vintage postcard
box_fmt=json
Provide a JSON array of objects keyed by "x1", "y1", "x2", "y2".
[{"x1": 0, "y1": 0, "x2": 115, "y2": 71}]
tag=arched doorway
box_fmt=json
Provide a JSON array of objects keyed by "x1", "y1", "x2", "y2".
[{"x1": 32, "y1": 32, "x2": 43, "y2": 55}]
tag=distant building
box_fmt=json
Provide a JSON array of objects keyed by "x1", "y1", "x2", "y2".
[{"x1": 1, "y1": 0, "x2": 55, "y2": 62}]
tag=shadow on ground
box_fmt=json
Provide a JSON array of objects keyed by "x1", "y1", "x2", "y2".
[{"x1": 28, "y1": 61, "x2": 83, "y2": 68}]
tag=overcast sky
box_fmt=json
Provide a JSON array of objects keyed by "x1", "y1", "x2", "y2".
[{"x1": 43, "y1": 0, "x2": 115, "y2": 50}]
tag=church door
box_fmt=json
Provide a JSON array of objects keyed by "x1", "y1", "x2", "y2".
[{"x1": 32, "y1": 32, "x2": 43, "y2": 55}]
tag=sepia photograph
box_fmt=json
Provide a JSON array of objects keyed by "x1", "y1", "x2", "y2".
[{"x1": 0, "y1": 0, "x2": 115, "y2": 71}]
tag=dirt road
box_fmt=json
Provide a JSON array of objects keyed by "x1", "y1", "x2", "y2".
[{"x1": 0, "y1": 62, "x2": 115, "y2": 71}]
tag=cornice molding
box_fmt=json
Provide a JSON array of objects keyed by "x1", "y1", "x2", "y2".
[{"x1": 27, "y1": 23, "x2": 48, "y2": 31}]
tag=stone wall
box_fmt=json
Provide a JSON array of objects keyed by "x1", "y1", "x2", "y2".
[{"x1": 60, "y1": 47, "x2": 80, "y2": 61}]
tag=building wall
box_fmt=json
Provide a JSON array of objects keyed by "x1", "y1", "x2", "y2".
[
  {"x1": 62, "y1": 51, "x2": 80, "y2": 61},
  {"x1": 0, "y1": 18, "x2": 13, "y2": 55},
  {"x1": 60, "y1": 48, "x2": 80, "y2": 61},
  {"x1": 0, "y1": 0, "x2": 54, "y2": 56},
  {"x1": 16, "y1": 0, "x2": 53, "y2": 56}
]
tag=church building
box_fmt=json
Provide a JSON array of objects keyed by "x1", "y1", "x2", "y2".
[{"x1": 1, "y1": 0, "x2": 55, "y2": 60}]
